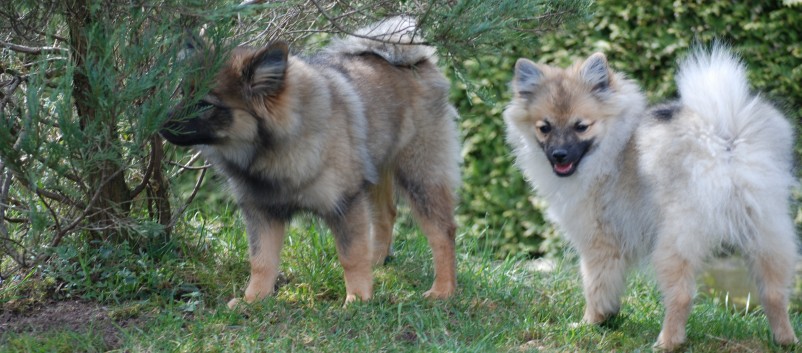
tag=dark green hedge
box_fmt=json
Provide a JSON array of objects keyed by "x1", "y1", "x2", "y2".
[{"x1": 453, "y1": 0, "x2": 802, "y2": 257}]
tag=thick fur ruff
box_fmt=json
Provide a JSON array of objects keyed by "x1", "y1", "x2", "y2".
[{"x1": 504, "y1": 44, "x2": 798, "y2": 349}]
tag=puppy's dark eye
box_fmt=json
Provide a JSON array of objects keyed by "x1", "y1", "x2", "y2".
[
  {"x1": 538, "y1": 123, "x2": 552, "y2": 134},
  {"x1": 574, "y1": 122, "x2": 589, "y2": 133}
]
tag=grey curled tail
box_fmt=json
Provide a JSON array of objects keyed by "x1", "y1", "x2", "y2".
[{"x1": 325, "y1": 16, "x2": 437, "y2": 66}]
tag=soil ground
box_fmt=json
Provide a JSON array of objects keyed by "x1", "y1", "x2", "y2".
[{"x1": 0, "y1": 300, "x2": 140, "y2": 348}]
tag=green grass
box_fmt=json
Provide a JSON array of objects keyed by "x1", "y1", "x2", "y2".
[{"x1": 2, "y1": 206, "x2": 802, "y2": 352}]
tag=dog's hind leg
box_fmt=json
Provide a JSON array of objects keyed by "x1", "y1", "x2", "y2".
[
  {"x1": 229, "y1": 209, "x2": 286, "y2": 309},
  {"x1": 397, "y1": 174, "x2": 458, "y2": 299},
  {"x1": 369, "y1": 169, "x2": 397, "y2": 266},
  {"x1": 575, "y1": 235, "x2": 627, "y2": 324},
  {"x1": 652, "y1": 221, "x2": 705, "y2": 350},
  {"x1": 325, "y1": 192, "x2": 375, "y2": 304},
  {"x1": 748, "y1": 213, "x2": 798, "y2": 345}
]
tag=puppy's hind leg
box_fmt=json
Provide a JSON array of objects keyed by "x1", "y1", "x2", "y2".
[
  {"x1": 369, "y1": 169, "x2": 397, "y2": 266},
  {"x1": 397, "y1": 174, "x2": 458, "y2": 299},
  {"x1": 652, "y1": 222, "x2": 705, "y2": 351},
  {"x1": 576, "y1": 235, "x2": 628, "y2": 324},
  {"x1": 748, "y1": 213, "x2": 798, "y2": 345}
]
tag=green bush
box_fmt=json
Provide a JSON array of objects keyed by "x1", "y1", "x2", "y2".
[
  {"x1": 454, "y1": 0, "x2": 802, "y2": 257},
  {"x1": 450, "y1": 55, "x2": 560, "y2": 257}
]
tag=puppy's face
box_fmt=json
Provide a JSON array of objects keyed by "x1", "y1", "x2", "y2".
[
  {"x1": 506, "y1": 53, "x2": 616, "y2": 177},
  {"x1": 160, "y1": 41, "x2": 289, "y2": 147}
]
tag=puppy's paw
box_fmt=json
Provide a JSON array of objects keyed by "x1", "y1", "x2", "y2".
[
  {"x1": 227, "y1": 298, "x2": 242, "y2": 309},
  {"x1": 423, "y1": 286, "x2": 455, "y2": 299},
  {"x1": 653, "y1": 331, "x2": 686, "y2": 352},
  {"x1": 773, "y1": 331, "x2": 798, "y2": 346}
]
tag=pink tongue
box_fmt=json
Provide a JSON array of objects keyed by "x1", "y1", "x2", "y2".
[{"x1": 554, "y1": 162, "x2": 574, "y2": 174}]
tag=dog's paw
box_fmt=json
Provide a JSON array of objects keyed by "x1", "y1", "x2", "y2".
[
  {"x1": 342, "y1": 293, "x2": 365, "y2": 308},
  {"x1": 582, "y1": 309, "x2": 617, "y2": 325},
  {"x1": 653, "y1": 331, "x2": 686, "y2": 352},
  {"x1": 227, "y1": 298, "x2": 242, "y2": 309},
  {"x1": 774, "y1": 331, "x2": 798, "y2": 346},
  {"x1": 423, "y1": 287, "x2": 455, "y2": 299}
]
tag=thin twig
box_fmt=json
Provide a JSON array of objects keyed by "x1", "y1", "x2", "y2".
[
  {"x1": 129, "y1": 138, "x2": 158, "y2": 198},
  {"x1": 168, "y1": 150, "x2": 207, "y2": 178},
  {"x1": 49, "y1": 167, "x2": 126, "y2": 248},
  {"x1": 0, "y1": 39, "x2": 68, "y2": 55},
  {"x1": 0, "y1": 76, "x2": 22, "y2": 111},
  {"x1": 0, "y1": 165, "x2": 11, "y2": 238},
  {"x1": 167, "y1": 166, "x2": 207, "y2": 229},
  {"x1": 169, "y1": 161, "x2": 211, "y2": 170},
  {"x1": 309, "y1": 0, "x2": 431, "y2": 45},
  {"x1": 0, "y1": 164, "x2": 27, "y2": 266},
  {"x1": 36, "y1": 189, "x2": 62, "y2": 234}
]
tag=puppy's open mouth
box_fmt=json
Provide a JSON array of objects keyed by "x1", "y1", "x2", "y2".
[
  {"x1": 552, "y1": 160, "x2": 583, "y2": 177},
  {"x1": 552, "y1": 162, "x2": 576, "y2": 176}
]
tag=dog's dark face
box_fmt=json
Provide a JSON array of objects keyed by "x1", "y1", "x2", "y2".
[
  {"x1": 534, "y1": 119, "x2": 594, "y2": 177},
  {"x1": 160, "y1": 98, "x2": 233, "y2": 146},
  {"x1": 160, "y1": 41, "x2": 289, "y2": 147},
  {"x1": 506, "y1": 53, "x2": 618, "y2": 177}
]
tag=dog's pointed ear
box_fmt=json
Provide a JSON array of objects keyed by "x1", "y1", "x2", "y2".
[
  {"x1": 245, "y1": 41, "x2": 289, "y2": 97},
  {"x1": 513, "y1": 58, "x2": 542, "y2": 97},
  {"x1": 580, "y1": 52, "x2": 611, "y2": 95}
]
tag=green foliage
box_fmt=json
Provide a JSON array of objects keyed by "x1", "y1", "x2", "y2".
[
  {"x1": 0, "y1": 0, "x2": 241, "y2": 267},
  {"x1": 421, "y1": 0, "x2": 592, "y2": 64},
  {"x1": 450, "y1": 56, "x2": 560, "y2": 257},
  {"x1": 455, "y1": 0, "x2": 802, "y2": 257}
]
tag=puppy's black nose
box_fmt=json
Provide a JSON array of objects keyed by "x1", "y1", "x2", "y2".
[{"x1": 551, "y1": 149, "x2": 568, "y2": 162}]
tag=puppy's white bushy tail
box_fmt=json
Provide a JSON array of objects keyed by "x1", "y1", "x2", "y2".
[
  {"x1": 676, "y1": 43, "x2": 795, "y2": 190},
  {"x1": 326, "y1": 16, "x2": 436, "y2": 66},
  {"x1": 676, "y1": 44, "x2": 760, "y2": 132}
]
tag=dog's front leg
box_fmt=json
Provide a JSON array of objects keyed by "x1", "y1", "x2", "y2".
[
  {"x1": 325, "y1": 193, "x2": 374, "y2": 304},
  {"x1": 576, "y1": 235, "x2": 627, "y2": 324},
  {"x1": 228, "y1": 208, "x2": 287, "y2": 308}
]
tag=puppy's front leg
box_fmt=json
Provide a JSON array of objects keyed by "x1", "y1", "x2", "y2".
[
  {"x1": 325, "y1": 193, "x2": 374, "y2": 304},
  {"x1": 228, "y1": 208, "x2": 286, "y2": 308},
  {"x1": 577, "y1": 235, "x2": 627, "y2": 324}
]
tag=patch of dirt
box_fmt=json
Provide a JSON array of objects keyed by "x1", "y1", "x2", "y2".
[{"x1": 0, "y1": 300, "x2": 142, "y2": 348}]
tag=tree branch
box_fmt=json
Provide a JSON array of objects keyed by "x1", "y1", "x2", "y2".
[
  {"x1": 0, "y1": 39, "x2": 69, "y2": 55},
  {"x1": 167, "y1": 166, "x2": 206, "y2": 229},
  {"x1": 129, "y1": 138, "x2": 158, "y2": 199},
  {"x1": 0, "y1": 166, "x2": 28, "y2": 267},
  {"x1": 308, "y1": 0, "x2": 431, "y2": 45},
  {"x1": 49, "y1": 167, "x2": 126, "y2": 248}
]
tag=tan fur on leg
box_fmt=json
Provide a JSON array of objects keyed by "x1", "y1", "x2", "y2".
[
  {"x1": 228, "y1": 219, "x2": 286, "y2": 309},
  {"x1": 369, "y1": 169, "x2": 397, "y2": 266},
  {"x1": 749, "y1": 218, "x2": 799, "y2": 345},
  {"x1": 328, "y1": 195, "x2": 374, "y2": 304},
  {"x1": 653, "y1": 240, "x2": 697, "y2": 350},
  {"x1": 404, "y1": 183, "x2": 457, "y2": 299},
  {"x1": 576, "y1": 236, "x2": 627, "y2": 323}
]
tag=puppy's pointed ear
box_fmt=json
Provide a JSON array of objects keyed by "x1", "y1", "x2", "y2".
[
  {"x1": 513, "y1": 58, "x2": 542, "y2": 96},
  {"x1": 580, "y1": 52, "x2": 611, "y2": 95},
  {"x1": 245, "y1": 41, "x2": 289, "y2": 97}
]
